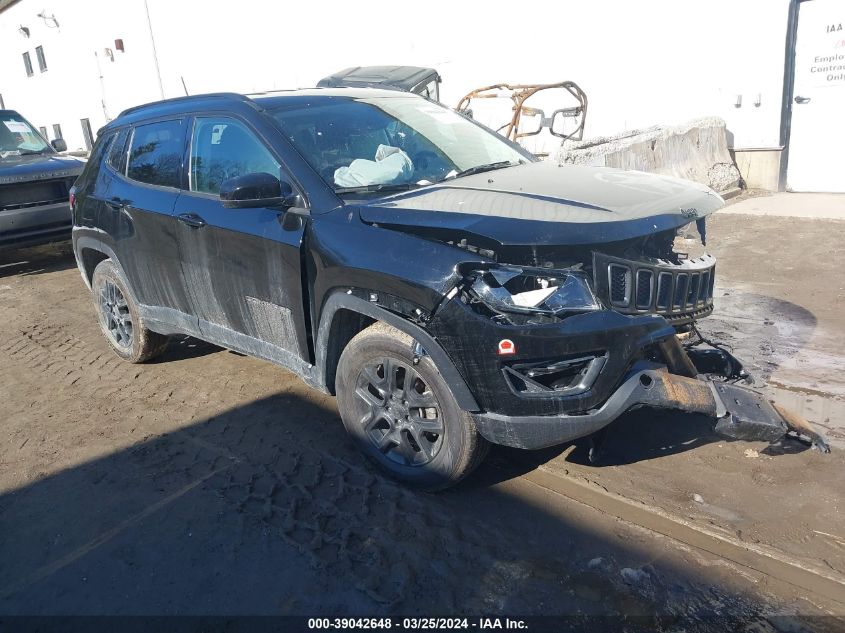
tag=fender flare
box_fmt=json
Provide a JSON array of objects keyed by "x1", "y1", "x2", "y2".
[
  {"x1": 73, "y1": 233, "x2": 123, "y2": 289},
  {"x1": 315, "y1": 292, "x2": 480, "y2": 412}
]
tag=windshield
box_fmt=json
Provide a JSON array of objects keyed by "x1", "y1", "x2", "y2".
[
  {"x1": 270, "y1": 96, "x2": 531, "y2": 192},
  {"x1": 0, "y1": 114, "x2": 51, "y2": 159}
]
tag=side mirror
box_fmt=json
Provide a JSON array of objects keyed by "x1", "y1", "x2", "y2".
[
  {"x1": 51, "y1": 138, "x2": 67, "y2": 152},
  {"x1": 220, "y1": 172, "x2": 300, "y2": 209}
]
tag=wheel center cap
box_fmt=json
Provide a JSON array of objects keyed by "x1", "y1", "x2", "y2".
[{"x1": 389, "y1": 400, "x2": 409, "y2": 421}]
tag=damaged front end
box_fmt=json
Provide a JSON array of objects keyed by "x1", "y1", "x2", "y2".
[
  {"x1": 464, "y1": 264, "x2": 601, "y2": 325},
  {"x1": 425, "y1": 226, "x2": 830, "y2": 456},
  {"x1": 355, "y1": 162, "x2": 830, "y2": 456}
]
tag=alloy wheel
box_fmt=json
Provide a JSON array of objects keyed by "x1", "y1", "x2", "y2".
[
  {"x1": 99, "y1": 280, "x2": 133, "y2": 349},
  {"x1": 353, "y1": 357, "x2": 444, "y2": 466}
]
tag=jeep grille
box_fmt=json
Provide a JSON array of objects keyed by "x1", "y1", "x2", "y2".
[{"x1": 593, "y1": 252, "x2": 716, "y2": 325}]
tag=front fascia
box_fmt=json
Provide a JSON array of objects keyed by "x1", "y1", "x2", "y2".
[{"x1": 426, "y1": 298, "x2": 676, "y2": 417}]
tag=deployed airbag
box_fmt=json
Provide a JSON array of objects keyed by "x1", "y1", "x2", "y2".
[{"x1": 334, "y1": 144, "x2": 414, "y2": 187}]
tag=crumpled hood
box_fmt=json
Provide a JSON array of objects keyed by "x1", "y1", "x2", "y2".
[
  {"x1": 0, "y1": 153, "x2": 85, "y2": 185},
  {"x1": 358, "y1": 162, "x2": 724, "y2": 246}
]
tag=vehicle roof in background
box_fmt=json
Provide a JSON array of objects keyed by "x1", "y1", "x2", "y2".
[{"x1": 317, "y1": 66, "x2": 440, "y2": 91}]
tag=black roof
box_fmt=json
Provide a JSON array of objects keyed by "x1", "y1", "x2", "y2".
[
  {"x1": 107, "y1": 87, "x2": 412, "y2": 130},
  {"x1": 317, "y1": 66, "x2": 440, "y2": 91}
]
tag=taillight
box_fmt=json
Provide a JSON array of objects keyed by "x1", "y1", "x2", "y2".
[{"x1": 69, "y1": 187, "x2": 76, "y2": 210}]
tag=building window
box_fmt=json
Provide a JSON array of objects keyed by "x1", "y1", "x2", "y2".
[
  {"x1": 35, "y1": 46, "x2": 47, "y2": 72},
  {"x1": 80, "y1": 118, "x2": 94, "y2": 152},
  {"x1": 39, "y1": 126, "x2": 48, "y2": 140},
  {"x1": 52, "y1": 124, "x2": 63, "y2": 140},
  {"x1": 23, "y1": 52, "x2": 33, "y2": 77}
]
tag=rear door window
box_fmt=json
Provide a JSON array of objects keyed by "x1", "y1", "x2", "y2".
[{"x1": 127, "y1": 119, "x2": 185, "y2": 188}]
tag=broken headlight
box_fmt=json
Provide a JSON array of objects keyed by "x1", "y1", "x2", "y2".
[{"x1": 465, "y1": 265, "x2": 602, "y2": 318}]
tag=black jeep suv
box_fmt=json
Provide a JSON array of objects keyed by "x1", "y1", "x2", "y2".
[
  {"x1": 1, "y1": 110, "x2": 83, "y2": 250},
  {"x1": 73, "y1": 89, "x2": 803, "y2": 489}
]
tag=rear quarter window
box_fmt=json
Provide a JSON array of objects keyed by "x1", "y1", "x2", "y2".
[
  {"x1": 127, "y1": 119, "x2": 185, "y2": 188},
  {"x1": 76, "y1": 130, "x2": 115, "y2": 189},
  {"x1": 107, "y1": 128, "x2": 130, "y2": 173}
]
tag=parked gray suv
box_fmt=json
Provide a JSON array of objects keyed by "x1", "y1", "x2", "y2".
[{"x1": 0, "y1": 110, "x2": 83, "y2": 251}]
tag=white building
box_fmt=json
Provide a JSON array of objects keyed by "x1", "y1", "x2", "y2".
[{"x1": 1, "y1": 0, "x2": 842, "y2": 192}]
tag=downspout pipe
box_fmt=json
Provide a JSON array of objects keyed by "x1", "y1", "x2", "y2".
[{"x1": 778, "y1": 0, "x2": 803, "y2": 192}]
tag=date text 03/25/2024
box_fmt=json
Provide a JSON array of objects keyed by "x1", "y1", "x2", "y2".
[{"x1": 307, "y1": 617, "x2": 528, "y2": 630}]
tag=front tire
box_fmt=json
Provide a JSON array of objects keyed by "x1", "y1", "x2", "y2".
[
  {"x1": 91, "y1": 259, "x2": 168, "y2": 363},
  {"x1": 336, "y1": 322, "x2": 488, "y2": 490}
]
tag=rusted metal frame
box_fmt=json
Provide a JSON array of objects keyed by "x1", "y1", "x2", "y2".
[{"x1": 456, "y1": 81, "x2": 588, "y2": 143}]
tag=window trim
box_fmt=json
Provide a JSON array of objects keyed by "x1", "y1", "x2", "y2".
[{"x1": 23, "y1": 51, "x2": 33, "y2": 77}]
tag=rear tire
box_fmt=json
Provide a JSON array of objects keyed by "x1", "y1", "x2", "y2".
[
  {"x1": 336, "y1": 322, "x2": 488, "y2": 490},
  {"x1": 91, "y1": 259, "x2": 168, "y2": 363}
]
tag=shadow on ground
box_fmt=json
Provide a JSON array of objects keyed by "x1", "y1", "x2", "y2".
[
  {"x1": 0, "y1": 242, "x2": 77, "y2": 279},
  {"x1": 0, "y1": 392, "x2": 786, "y2": 629}
]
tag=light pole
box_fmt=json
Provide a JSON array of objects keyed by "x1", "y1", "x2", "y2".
[{"x1": 143, "y1": 0, "x2": 165, "y2": 100}]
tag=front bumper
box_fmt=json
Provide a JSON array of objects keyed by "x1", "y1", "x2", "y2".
[
  {"x1": 426, "y1": 296, "x2": 829, "y2": 453},
  {"x1": 0, "y1": 201, "x2": 72, "y2": 250},
  {"x1": 472, "y1": 364, "x2": 828, "y2": 451}
]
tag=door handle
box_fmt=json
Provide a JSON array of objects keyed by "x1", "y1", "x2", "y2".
[
  {"x1": 794, "y1": 95, "x2": 811, "y2": 104},
  {"x1": 177, "y1": 212, "x2": 207, "y2": 229}
]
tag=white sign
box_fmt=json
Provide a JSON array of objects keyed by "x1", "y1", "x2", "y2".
[{"x1": 2, "y1": 120, "x2": 32, "y2": 135}]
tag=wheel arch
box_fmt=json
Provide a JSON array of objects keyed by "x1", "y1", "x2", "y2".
[
  {"x1": 73, "y1": 235, "x2": 122, "y2": 289},
  {"x1": 315, "y1": 291, "x2": 480, "y2": 412}
]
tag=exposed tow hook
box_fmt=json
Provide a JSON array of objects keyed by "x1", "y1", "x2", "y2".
[{"x1": 587, "y1": 426, "x2": 610, "y2": 464}]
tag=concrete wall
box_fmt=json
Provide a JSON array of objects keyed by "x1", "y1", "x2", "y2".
[
  {"x1": 558, "y1": 117, "x2": 743, "y2": 194},
  {"x1": 732, "y1": 149, "x2": 783, "y2": 191},
  {"x1": 0, "y1": 0, "x2": 792, "y2": 157}
]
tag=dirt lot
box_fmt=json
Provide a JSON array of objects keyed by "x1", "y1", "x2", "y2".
[{"x1": 1, "y1": 212, "x2": 844, "y2": 629}]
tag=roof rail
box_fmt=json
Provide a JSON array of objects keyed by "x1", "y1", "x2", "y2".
[{"x1": 117, "y1": 92, "x2": 253, "y2": 118}]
